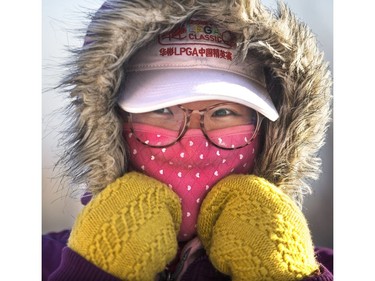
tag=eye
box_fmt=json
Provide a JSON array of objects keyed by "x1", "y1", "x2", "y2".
[
  {"x1": 211, "y1": 108, "x2": 237, "y2": 117},
  {"x1": 153, "y1": 108, "x2": 173, "y2": 115}
]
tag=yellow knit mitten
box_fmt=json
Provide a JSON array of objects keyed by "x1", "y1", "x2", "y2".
[
  {"x1": 197, "y1": 174, "x2": 319, "y2": 281},
  {"x1": 68, "y1": 171, "x2": 182, "y2": 281}
]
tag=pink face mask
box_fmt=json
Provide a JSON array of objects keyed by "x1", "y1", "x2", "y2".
[{"x1": 123, "y1": 124, "x2": 260, "y2": 241}]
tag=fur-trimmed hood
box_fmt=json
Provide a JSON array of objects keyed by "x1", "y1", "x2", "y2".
[{"x1": 57, "y1": 0, "x2": 332, "y2": 205}]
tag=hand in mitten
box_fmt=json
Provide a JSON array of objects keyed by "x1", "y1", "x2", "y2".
[
  {"x1": 68, "y1": 171, "x2": 182, "y2": 281},
  {"x1": 197, "y1": 174, "x2": 319, "y2": 281}
]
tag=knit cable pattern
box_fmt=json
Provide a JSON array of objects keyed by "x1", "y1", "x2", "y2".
[
  {"x1": 197, "y1": 174, "x2": 319, "y2": 281},
  {"x1": 68, "y1": 172, "x2": 182, "y2": 281}
]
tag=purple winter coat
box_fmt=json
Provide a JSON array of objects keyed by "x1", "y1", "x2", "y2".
[{"x1": 42, "y1": 229, "x2": 333, "y2": 281}]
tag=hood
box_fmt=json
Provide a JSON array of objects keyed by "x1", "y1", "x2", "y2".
[{"x1": 57, "y1": 0, "x2": 332, "y2": 206}]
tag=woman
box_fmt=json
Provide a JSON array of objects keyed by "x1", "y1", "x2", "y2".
[{"x1": 43, "y1": 1, "x2": 333, "y2": 280}]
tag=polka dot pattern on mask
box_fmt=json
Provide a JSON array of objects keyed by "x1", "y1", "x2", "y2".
[{"x1": 124, "y1": 126, "x2": 259, "y2": 241}]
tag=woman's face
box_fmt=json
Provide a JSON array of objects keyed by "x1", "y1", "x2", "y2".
[{"x1": 121, "y1": 100, "x2": 262, "y2": 240}]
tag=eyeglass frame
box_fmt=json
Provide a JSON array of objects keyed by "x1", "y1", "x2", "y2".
[{"x1": 125, "y1": 102, "x2": 264, "y2": 150}]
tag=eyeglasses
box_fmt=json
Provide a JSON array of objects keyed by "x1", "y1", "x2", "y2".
[{"x1": 126, "y1": 102, "x2": 263, "y2": 150}]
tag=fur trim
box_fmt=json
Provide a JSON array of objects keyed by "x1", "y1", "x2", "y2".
[{"x1": 57, "y1": 0, "x2": 332, "y2": 205}]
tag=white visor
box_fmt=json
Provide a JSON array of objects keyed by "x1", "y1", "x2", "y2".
[{"x1": 118, "y1": 18, "x2": 279, "y2": 121}]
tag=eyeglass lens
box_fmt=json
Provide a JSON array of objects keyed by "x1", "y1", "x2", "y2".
[{"x1": 129, "y1": 103, "x2": 260, "y2": 149}]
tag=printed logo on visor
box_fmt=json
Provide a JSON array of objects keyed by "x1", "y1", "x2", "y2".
[{"x1": 158, "y1": 19, "x2": 237, "y2": 61}]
